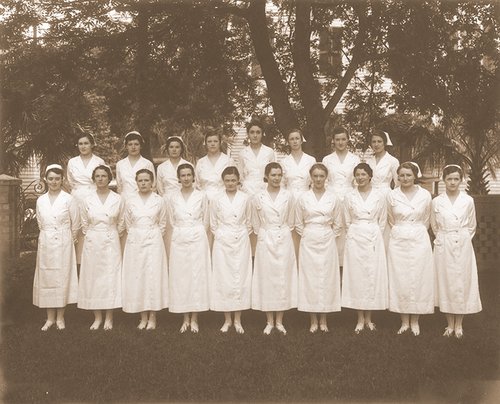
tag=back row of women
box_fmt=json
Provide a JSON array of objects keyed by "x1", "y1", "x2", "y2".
[{"x1": 34, "y1": 120, "x2": 481, "y2": 339}]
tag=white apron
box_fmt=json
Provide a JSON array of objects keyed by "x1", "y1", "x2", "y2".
[
  {"x1": 431, "y1": 192, "x2": 482, "y2": 314},
  {"x1": 252, "y1": 188, "x2": 298, "y2": 311},
  {"x1": 78, "y1": 191, "x2": 122, "y2": 310},
  {"x1": 296, "y1": 190, "x2": 342, "y2": 312},
  {"x1": 210, "y1": 190, "x2": 252, "y2": 311},
  {"x1": 341, "y1": 188, "x2": 388, "y2": 310},
  {"x1": 387, "y1": 186, "x2": 434, "y2": 314},
  {"x1": 116, "y1": 156, "x2": 155, "y2": 197},
  {"x1": 121, "y1": 193, "x2": 168, "y2": 313},
  {"x1": 168, "y1": 189, "x2": 211, "y2": 313},
  {"x1": 33, "y1": 191, "x2": 79, "y2": 308}
]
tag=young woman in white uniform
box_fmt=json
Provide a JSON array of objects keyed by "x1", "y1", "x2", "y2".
[
  {"x1": 431, "y1": 165, "x2": 482, "y2": 338},
  {"x1": 157, "y1": 136, "x2": 192, "y2": 196},
  {"x1": 196, "y1": 128, "x2": 234, "y2": 201},
  {"x1": 121, "y1": 169, "x2": 169, "y2": 330},
  {"x1": 387, "y1": 162, "x2": 433, "y2": 336},
  {"x1": 296, "y1": 163, "x2": 342, "y2": 333},
  {"x1": 322, "y1": 127, "x2": 360, "y2": 265},
  {"x1": 33, "y1": 164, "x2": 79, "y2": 331},
  {"x1": 115, "y1": 131, "x2": 155, "y2": 197},
  {"x1": 78, "y1": 165, "x2": 123, "y2": 330},
  {"x1": 168, "y1": 164, "x2": 211, "y2": 333},
  {"x1": 252, "y1": 162, "x2": 298, "y2": 335},
  {"x1": 210, "y1": 166, "x2": 252, "y2": 334},
  {"x1": 67, "y1": 133, "x2": 105, "y2": 264},
  {"x1": 341, "y1": 163, "x2": 388, "y2": 333}
]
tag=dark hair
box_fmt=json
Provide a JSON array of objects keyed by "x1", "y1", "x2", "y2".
[
  {"x1": 76, "y1": 133, "x2": 96, "y2": 147},
  {"x1": 332, "y1": 126, "x2": 348, "y2": 138},
  {"x1": 165, "y1": 136, "x2": 185, "y2": 156},
  {"x1": 442, "y1": 165, "x2": 463, "y2": 181},
  {"x1": 246, "y1": 118, "x2": 265, "y2": 135},
  {"x1": 263, "y1": 162, "x2": 282, "y2": 182},
  {"x1": 135, "y1": 168, "x2": 154, "y2": 181},
  {"x1": 204, "y1": 127, "x2": 222, "y2": 145},
  {"x1": 369, "y1": 129, "x2": 389, "y2": 146},
  {"x1": 287, "y1": 128, "x2": 303, "y2": 142},
  {"x1": 45, "y1": 167, "x2": 64, "y2": 178},
  {"x1": 353, "y1": 162, "x2": 373, "y2": 178},
  {"x1": 124, "y1": 131, "x2": 144, "y2": 145},
  {"x1": 221, "y1": 166, "x2": 240, "y2": 181},
  {"x1": 177, "y1": 163, "x2": 195, "y2": 179},
  {"x1": 397, "y1": 162, "x2": 419, "y2": 182},
  {"x1": 309, "y1": 163, "x2": 328, "y2": 177},
  {"x1": 92, "y1": 165, "x2": 113, "y2": 182}
]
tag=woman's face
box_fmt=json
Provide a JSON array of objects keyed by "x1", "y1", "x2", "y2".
[
  {"x1": 168, "y1": 141, "x2": 182, "y2": 159},
  {"x1": 178, "y1": 167, "x2": 194, "y2": 188},
  {"x1": 93, "y1": 169, "x2": 110, "y2": 189},
  {"x1": 333, "y1": 133, "x2": 348, "y2": 152},
  {"x1": 46, "y1": 171, "x2": 63, "y2": 192},
  {"x1": 248, "y1": 125, "x2": 263, "y2": 146},
  {"x1": 136, "y1": 173, "x2": 153, "y2": 193},
  {"x1": 205, "y1": 135, "x2": 220, "y2": 154},
  {"x1": 223, "y1": 173, "x2": 239, "y2": 193},
  {"x1": 126, "y1": 139, "x2": 141, "y2": 157},
  {"x1": 266, "y1": 168, "x2": 283, "y2": 188},
  {"x1": 78, "y1": 136, "x2": 93, "y2": 156},
  {"x1": 288, "y1": 131, "x2": 302, "y2": 152},
  {"x1": 354, "y1": 169, "x2": 371, "y2": 187},
  {"x1": 371, "y1": 135, "x2": 386, "y2": 154},
  {"x1": 444, "y1": 172, "x2": 461, "y2": 193},
  {"x1": 311, "y1": 168, "x2": 327, "y2": 190},
  {"x1": 398, "y1": 167, "x2": 415, "y2": 188}
]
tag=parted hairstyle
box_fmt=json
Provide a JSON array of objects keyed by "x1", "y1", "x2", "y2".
[
  {"x1": 221, "y1": 166, "x2": 240, "y2": 181},
  {"x1": 332, "y1": 126, "x2": 348, "y2": 138},
  {"x1": 309, "y1": 162, "x2": 329, "y2": 177},
  {"x1": 75, "y1": 133, "x2": 96, "y2": 147},
  {"x1": 353, "y1": 162, "x2": 373, "y2": 178},
  {"x1": 263, "y1": 162, "x2": 282, "y2": 183},
  {"x1": 176, "y1": 163, "x2": 195, "y2": 179},
  {"x1": 135, "y1": 168, "x2": 154, "y2": 181},
  {"x1": 92, "y1": 165, "x2": 113, "y2": 182}
]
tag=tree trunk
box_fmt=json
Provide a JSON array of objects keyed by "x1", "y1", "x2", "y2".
[
  {"x1": 292, "y1": 1, "x2": 327, "y2": 158},
  {"x1": 245, "y1": 0, "x2": 298, "y2": 137}
]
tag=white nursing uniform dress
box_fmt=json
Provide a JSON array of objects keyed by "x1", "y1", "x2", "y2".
[
  {"x1": 281, "y1": 153, "x2": 316, "y2": 196},
  {"x1": 237, "y1": 144, "x2": 276, "y2": 195},
  {"x1": 196, "y1": 153, "x2": 234, "y2": 201},
  {"x1": 341, "y1": 188, "x2": 388, "y2": 310},
  {"x1": 295, "y1": 190, "x2": 342, "y2": 313},
  {"x1": 210, "y1": 190, "x2": 252, "y2": 311},
  {"x1": 387, "y1": 186, "x2": 434, "y2": 314},
  {"x1": 431, "y1": 192, "x2": 482, "y2": 314},
  {"x1": 168, "y1": 189, "x2": 211, "y2": 313},
  {"x1": 323, "y1": 151, "x2": 360, "y2": 265},
  {"x1": 252, "y1": 188, "x2": 298, "y2": 311},
  {"x1": 33, "y1": 191, "x2": 79, "y2": 308},
  {"x1": 157, "y1": 158, "x2": 192, "y2": 197},
  {"x1": 78, "y1": 191, "x2": 122, "y2": 310},
  {"x1": 115, "y1": 156, "x2": 155, "y2": 197},
  {"x1": 67, "y1": 154, "x2": 105, "y2": 262},
  {"x1": 121, "y1": 193, "x2": 169, "y2": 313}
]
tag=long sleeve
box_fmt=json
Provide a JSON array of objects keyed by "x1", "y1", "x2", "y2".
[
  {"x1": 467, "y1": 199, "x2": 477, "y2": 238},
  {"x1": 116, "y1": 164, "x2": 123, "y2": 194},
  {"x1": 69, "y1": 197, "x2": 81, "y2": 241},
  {"x1": 67, "y1": 160, "x2": 77, "y2": 191},
  {"x1": 202, "y1": 195, "x2": 210, "y2": 232},
  {"x1": 245, "y1": 197, "x2": 253, "y2": 234},
  {"x1": 331, "y1": 197, "x2": 342, "y2": 237},
  {"x1": 80, "y1": 199, "x2": 89, "y2": 235},
  {"x1": 343, "y1": 197, "x2": 352, "y2": 232},
  {"x1": 286, "y1": 194, "x2": 296, "y2": 231},
  {"x1": 209, "y1": 199, "x2": 218, "y2": 234},
  {"x1": 117, "y1": 198, "x2": 127, "y2": 236},
  {"x1": 387, "y1": 193, "x2": 395, "y2": 228},
  {"x1": 391, "y1": 158, "x2": 400, "y2": 188},
  {"x1": 36, "y1": 201, "x2": 42, "y2": 231},
  {"x1": 158, "y1": 197, "x2": 168, "y2": 235},
  {"x1": 378, "y1": 195, "x2": 388, "y2": 235},
  {"x1": 294, "y1": 197, "x2": 304, "y2": 236},
  {"x1": 430, "y1": 199, "x2": 439, "y2": 236},
  {"x1": 251, "y1": 196, "x2": 262, "y2": 235},
  {"x1": 422, "y1": 195, "x2": 431, "y2": 229}
]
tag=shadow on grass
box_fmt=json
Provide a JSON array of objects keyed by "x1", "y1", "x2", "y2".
[{"x1": 1, "y1": 252, "x2": 499, "y2": 402}]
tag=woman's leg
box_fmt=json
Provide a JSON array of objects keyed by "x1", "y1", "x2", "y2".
[
  {"x1": 56, "y1": 308, "x2": 66, "y2": 330},
  {"x1": 454, "y1": 314, "x2": 464, "y2": 338},
  {"x1": 190, "y1": 312, "x2": 199, "y2": 333},
  {"x1": 275, "y1": 311, "x2": 286, "y2": 334},
  {"x1": 146, "y1": 311, "x2": 157, "y2": 330},
  {"x1": 180, "y1": 313, "x2": 190, "y2": 333},
  {"x1": 234, "y1": 311, "x2": 244, "y2": 334},
  {"x1": 90, "y1": 310, "x2": 103, "y2": 330},
  {"x1": 410, "y1": 314, "x2": 420, "y2": 336},
  {"x1": 263, "y1": 312, "x2": 274, "y2": 335},
  {"x1": 41, "y1": 308, "x2": 56, "y2": 331},
  {"x1": 309, "y1": 313, "x2": 319, "y2": 333},
  {"x1": 355, "y1": 310, "x2": 365, "y2": 333},
  {"x1": 397, "y1": 313, "x2": 410, "y2": 334},
  {"x1": 138, "y1": 311, "x2": 148, "y2": 329},
  {"x1": 104, "y1": 310, "x2": 113, "y2": 331},
  {"x1": 319, "y1": 313, "x2": 329, "y2": 332},
  {"x1": 220, "y1": 312, "x2": 232, "y2": 332}
]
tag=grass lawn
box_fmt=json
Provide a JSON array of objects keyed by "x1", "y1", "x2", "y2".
[{"x1": 1, "y1": 252, "x2": 499, "y2": 402}]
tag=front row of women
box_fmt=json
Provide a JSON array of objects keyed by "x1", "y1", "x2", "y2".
[{"x1": 34, "y1": 161, "x2": 481, "y2": 338}]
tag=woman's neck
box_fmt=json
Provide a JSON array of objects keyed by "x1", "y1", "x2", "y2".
[{"x1": 358, "y1": 183, "x2": 372, "y2": 193}]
